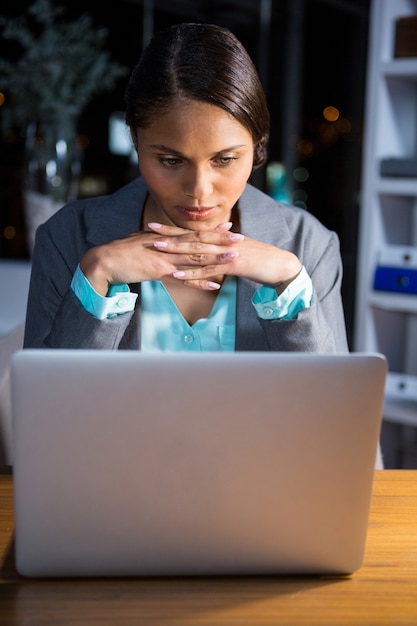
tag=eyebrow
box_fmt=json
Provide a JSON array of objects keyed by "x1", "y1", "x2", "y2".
[{"x1": 148, "y1": 143, "x2": 248, "y2": 156}]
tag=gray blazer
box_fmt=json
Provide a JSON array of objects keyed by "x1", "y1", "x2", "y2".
[{"x1": 24, "y1": 177, "x2": 349, "y2": 353}]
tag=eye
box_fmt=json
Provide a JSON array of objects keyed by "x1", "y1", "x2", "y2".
[
  {"x1": 215, "y1": 156, "x2": 237, "y2": 167},
  {"x1": 158, "y1": 156, "x2": 183, "y2": 167}
]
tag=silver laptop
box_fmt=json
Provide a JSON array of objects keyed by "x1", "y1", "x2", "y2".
[{"x1": 11, "y1": 350, "x2": 387, "y2": 578}]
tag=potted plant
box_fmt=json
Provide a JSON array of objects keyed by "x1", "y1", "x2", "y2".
[{"x1": 0, "y1": 0, "x2": 128, "y2": 252}]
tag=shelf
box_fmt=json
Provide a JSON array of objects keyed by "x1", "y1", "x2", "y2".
[
  {"x1": 384, "y1": 398, "x2": 417, "y2": 426},
  {"x1": 381, "y1": 58, "x2": 417, "y2": 79},
  {"x1": 377, "y1": 178, "x2": 417, "y2": 195},
  {"x1": 355, "y1": 1, "x2": 417, "y2": 449},
  {"x1": 368, "y1": 292, "x2": 417, "y2": 313},
  {"x1": 384, "y1": 372, "x2": 417, "y2": 426}
]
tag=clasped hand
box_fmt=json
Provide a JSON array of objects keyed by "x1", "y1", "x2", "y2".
[{"x1": 80, "y1": 221, "x2": 302, "y2": 296}]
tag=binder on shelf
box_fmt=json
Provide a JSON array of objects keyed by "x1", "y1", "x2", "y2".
[
  {"x1": 380, "y1": 157, "x2": 417, "y2": 177},
  {"x1": 373, "y1": 247, "x2": 417, "y2": 295},
  {"x1": 394, "y1": 15, "x2": 417, "y2": 58},
  {"x1": 374, "y1": 267, "x2": 417, "y2": 294}
]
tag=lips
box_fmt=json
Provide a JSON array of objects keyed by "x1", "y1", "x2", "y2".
[{"x1": 177, "y1": 206, "x2": 216, "y2": 220}]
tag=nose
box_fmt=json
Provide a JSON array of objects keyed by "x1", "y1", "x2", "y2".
[{"x1": 183, "y1": 165, "x2": 214, "y2": 202}]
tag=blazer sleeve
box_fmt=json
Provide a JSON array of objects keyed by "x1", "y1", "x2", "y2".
[
  {"x1": 23, "y1": 211, "x2": 137, "y2": 350},
  {"x1": 256, "y1": 230, "x2": 349, "y2": 353}
]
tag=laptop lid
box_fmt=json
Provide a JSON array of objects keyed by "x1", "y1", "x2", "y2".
[{"x1": 11, "y1": 350, "x2": 387, "y2": 578}]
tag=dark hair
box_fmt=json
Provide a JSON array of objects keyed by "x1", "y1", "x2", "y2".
[{"x1": 125, "y1": 23, "x2": 270, "y2": 169}]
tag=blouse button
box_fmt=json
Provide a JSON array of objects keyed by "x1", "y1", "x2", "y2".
[
  {"x1": 116, "y1": 297, "x2": 128, "y2": 308},
  {"x1": 263, "y1": 306, "x2": 274, "y2": 317},
  {"x1": 184, "y1": 334, "x2": 194, "y2": 344}
]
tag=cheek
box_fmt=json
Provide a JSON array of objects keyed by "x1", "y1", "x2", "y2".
[
  {"x1": 139, "y1": 164, "x2": 173, "y2": 197},
  {"x1": 224, "y1": 162, "x2": 253, "y2": 193}
]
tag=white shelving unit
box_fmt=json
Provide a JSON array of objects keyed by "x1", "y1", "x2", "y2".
[{"x1": 354, "y1": 0, "x2": 417, "y2": 464}]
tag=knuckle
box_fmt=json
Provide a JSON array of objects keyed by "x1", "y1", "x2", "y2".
[{"x1": 189, "y1": 253, "x2": 204, "y2": 263}]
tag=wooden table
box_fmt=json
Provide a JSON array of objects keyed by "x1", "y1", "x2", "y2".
[{"x1": 1, "y1": 469, "x2": 416, "y2": 625}]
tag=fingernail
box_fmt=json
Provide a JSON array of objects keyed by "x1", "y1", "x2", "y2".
[
  {"x1": 223, "y1": 251, "x2": 238, "y2": 260},
  {"x1": 173, "y1": 271, "x2": 186, "y2": 278},
  {"x1": 215, "y1": 222, "x2": 233, "y2": 233},
  {"x1": 148, "y1": 222, "x2": 162, "y2": 229},
  {"x1": 207, "y1": 282, "x2": 221, "y2": 290},
  {"x1": 229, "y1": 233, "x2": 244, "y2": 242},
  {"x1": 153, "y1": 241, "x2": 168, "y2": 248}
]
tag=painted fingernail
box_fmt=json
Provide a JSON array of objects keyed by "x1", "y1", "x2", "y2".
[
  {"x1": 207, "y1": 282, "x2": 221, "y2": 290},
  {"x1": 229, "y1": 233, "x2": 244, "y2": 242},
  {"x1": 153, "y1": 241, "x2": 168, "y2": 248},
  {"x1": 223, "y1": 251, "x2": 238, "y2": 260},
  {"x1": 173, "y1": 271, "x2": 186, "y2": 278},
  {"x1": 148, "y1": 222, "x2": 162, "y2": 229}
]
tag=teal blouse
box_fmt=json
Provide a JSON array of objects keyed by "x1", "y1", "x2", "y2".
[{"x1": 71, "y1": 265, "x2": 313, "y2": 351}]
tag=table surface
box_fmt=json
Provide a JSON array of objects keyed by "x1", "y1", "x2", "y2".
[{"x1": 1, "y1": 469, "x2": 417, "y2": 625}]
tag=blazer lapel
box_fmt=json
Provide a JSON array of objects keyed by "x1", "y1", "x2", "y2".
[
  {"x1": 235, "y1": 183, "x2": 292, "y2": 351},
  {"x1": 86, "y1": 177, "x2": 148, "y2": 247},
  {"x1": 237, "y1": 183, "x2": 292, "y2": 248}
]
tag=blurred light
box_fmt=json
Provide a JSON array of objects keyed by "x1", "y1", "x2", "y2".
[
  {"x1": 297, "y1": 138, "x2": 313, "y2": 158},
  {"x1": 266, "y1": 161, "x2": 290, "y2": 203},
  {"x1": 0, "y1": 92, "x2": 5, "y2": 107},
  {"x1": 3, "y1": 225, "x2": 16, "y2": 240},
  {"x1": 322, "y1": 126, "x2": 338, "y2": 142},
  {"x1": 293, "y1": 189, "x2": 308, "y2": 203},
  {"x1": 293, "y1": 167, "x2": 309, "y2": 183},
  {"x1": 336, "y1": 118, "x2": 352, "y2": 133},
  {"x1": 46, "y1": 160, "x2": 57, "y2": 177},
  {"x1": 109, "y1": 111, "x2": 133, "y2": 155},
  {"x1": 56, "y1": 139, "x2": 67, "y2": 157},
  {"x1": 323, "y1": 106, "x2": 339, "y2": 122},
  {"x1": 79, "y1": 176, "x2": 108, "y2": 197}
]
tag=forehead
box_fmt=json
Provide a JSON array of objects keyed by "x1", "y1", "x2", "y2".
[{"x1": 138, "y1": 99, "x2": 253, "y2": 152}]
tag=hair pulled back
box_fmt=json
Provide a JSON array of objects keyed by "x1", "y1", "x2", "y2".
[{"x1": 125, "y1": 23, "x2": 270, "y2": 169}]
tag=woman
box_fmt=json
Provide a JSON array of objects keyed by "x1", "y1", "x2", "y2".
[{"x1": 23, "y1": 22, "x2": 349, "y2": 353}]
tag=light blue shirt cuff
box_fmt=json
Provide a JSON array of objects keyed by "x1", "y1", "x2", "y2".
[
  {"x1": 71, "y1": 264, "x2": 137, "y2": 319},
  {"x1": 252, "y1": 266, "x2": 313, "y2": 320}
]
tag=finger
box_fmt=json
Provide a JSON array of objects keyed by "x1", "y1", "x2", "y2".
[
  {"x1": 149, "y1": 221, "x2": 233, "y2": 235},
  {"x1": 173, "y1": 262, "x2": 233, "y2": 280},
  {"x1": 148, "y1": 221, "x2": 244, "y2": 244},
  {"x1": 165, "y1": 250, "x2": 238, "y2": 267},
  {"x1": 186, "y1": 250, "x2": 239, "y2": 263},
  {"x1": 147, "y1": 222, "x2": 192, "y2": 236},
  {"x1": 152, "y1": 233, "x2": 243, "y2": 255},
  {"x1": 183, "y1": 279, "x2": 221, "y2": 291},
  {"x1": 214, "y1": 222, "x2": 233, "y2": 233}
]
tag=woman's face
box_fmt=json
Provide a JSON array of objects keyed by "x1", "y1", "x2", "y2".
[{"x1": 135, "y1": 99, "x2": 254, "y2": 231}]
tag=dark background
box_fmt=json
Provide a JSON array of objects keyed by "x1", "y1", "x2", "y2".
[{"x1": 0, "y1": 0, "x2": 371, "y2": 347}]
